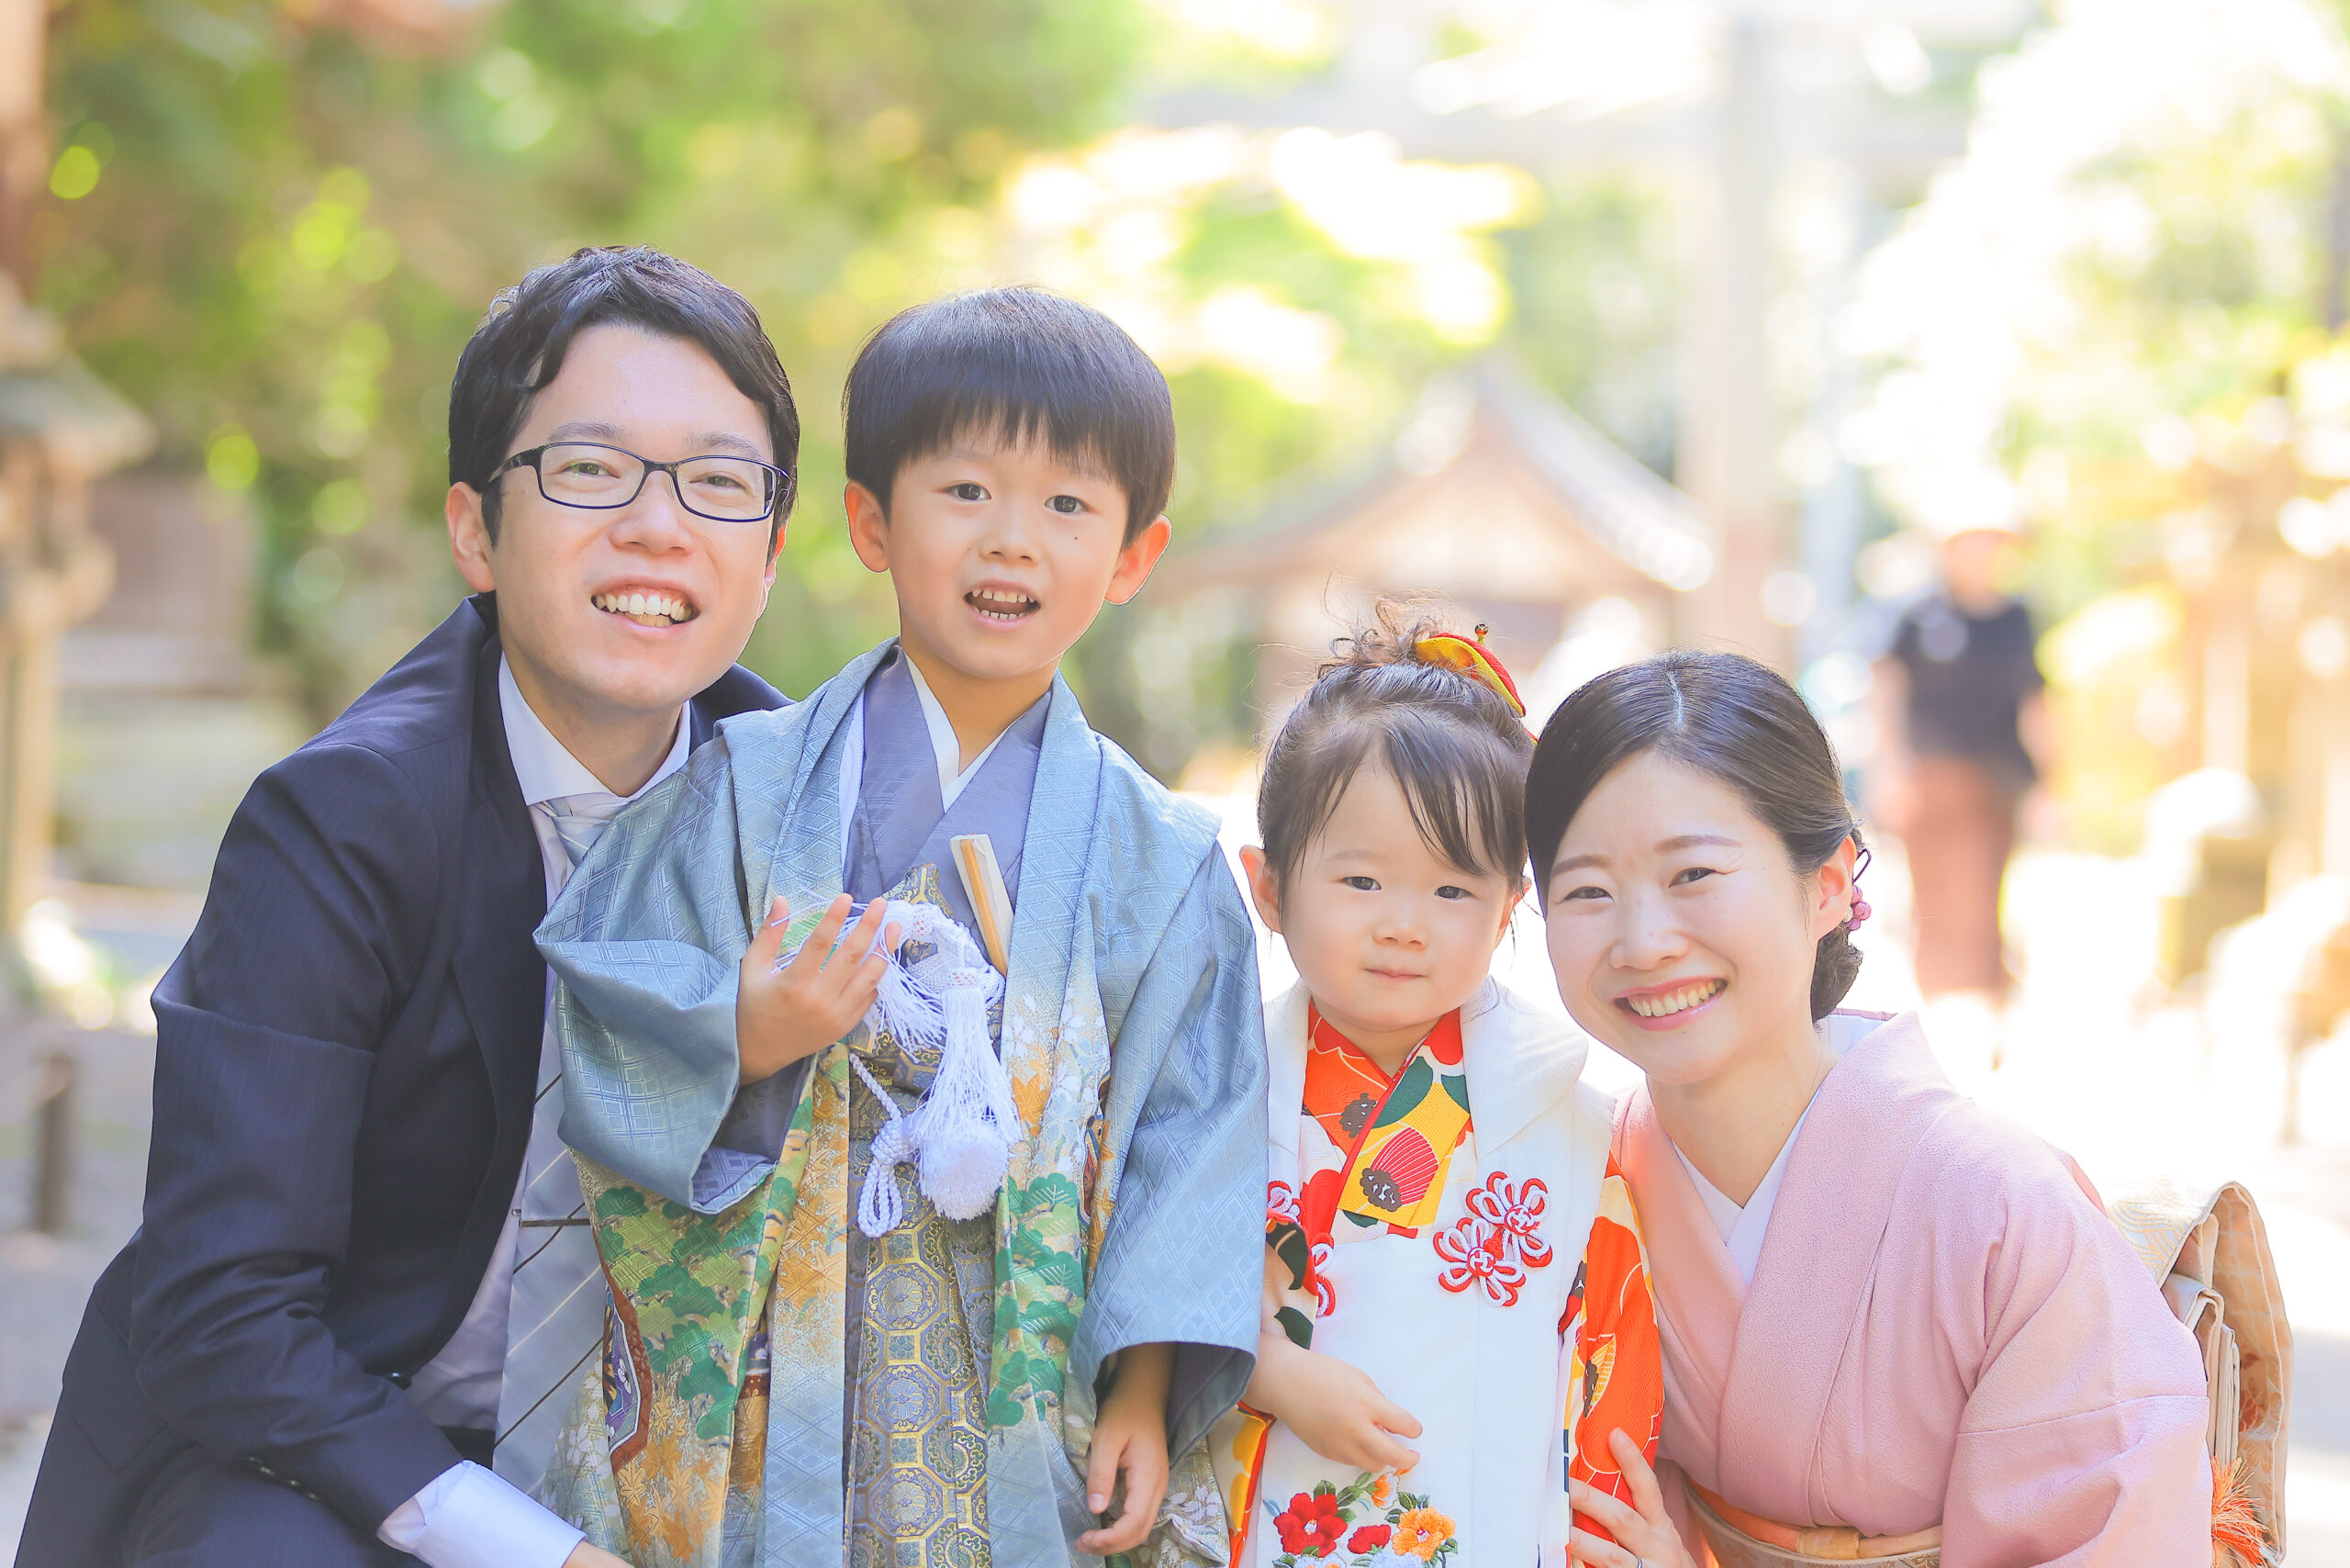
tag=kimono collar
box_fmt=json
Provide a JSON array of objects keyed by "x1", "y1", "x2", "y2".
[
  {"x1": 1266, "y1": 983, "x2": 1312, "y2": 1159},
  {"x1": 1717, "y1": 1010, "x2": 1946, "y2": 1515},
  {"x1": 1459, "y1": 979, "x2": 1591, "y2": 1155},
  {"x1": 1263, "y1": 978, "x2": 1588, "y2": 1158}
]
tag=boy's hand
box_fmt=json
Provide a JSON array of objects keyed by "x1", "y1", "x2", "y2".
[
  {"x1": 564, "y1": 1543, "x2": 634, "y2": 1568},
  {"x1": 1077, "y1": 1342, "x2": 1174, "y2": 1557},
  {"x1": 736, "y1": 894, "x2": 895, "y2": 1085},
  {"x1": 1248, "y1": 1336, "x2": 1421, "y2": 1476}
]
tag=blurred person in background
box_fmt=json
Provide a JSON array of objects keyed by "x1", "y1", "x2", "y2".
[
  {"x1": 17, "y1": 247, "x2": 793, "y2": 1568},
  {"x1": 1869, "y1": 518, "x2": 2053, "y2": 1003}
]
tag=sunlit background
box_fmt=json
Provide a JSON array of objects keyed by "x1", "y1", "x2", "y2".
[{"x1": 6, "y1": 0, "x2": 2350, "y2": 1558}]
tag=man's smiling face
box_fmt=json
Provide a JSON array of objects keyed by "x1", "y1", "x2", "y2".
[{"x1": 447, "y1": 322, "x2": 782, "y2": 726}]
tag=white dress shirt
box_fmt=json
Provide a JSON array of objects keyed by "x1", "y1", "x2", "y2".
[{"x1": 377, "y1": 656, "x2": 689, "y2": 1568}]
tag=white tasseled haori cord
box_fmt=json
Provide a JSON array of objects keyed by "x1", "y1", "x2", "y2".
[{"x1": 786, "y1": 899, "x2": 1021, "y2": 1237}]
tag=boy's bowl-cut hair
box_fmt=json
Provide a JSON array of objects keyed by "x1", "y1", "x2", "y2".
[
  {"x1": 844, "y1": 287, "x2": 1176, "y2": 543},
  {"x1": 449, "y1": 245, "x2": 800, "y2": 543}
]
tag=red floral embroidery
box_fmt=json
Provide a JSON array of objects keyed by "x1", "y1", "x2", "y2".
[
  {"x1": 1431, "y1": 1171, "x2": 1553, "y2": 1305},
  {"x1": 1464, "y1": 1172, "x2": 1552, "y2": 1268},
  {"x1": 1432, "y1": 1215, "x2": 1529, "y2": 1305},
  {"x1": 1275, "y1": 1491, "x2": 1346, "y2": 1556},
  {"x1": 1348, "y1": 1524, "x2": 1393, "y2": 1552},
  {"x1": 1307, "y1": 1240, "x2": 1337, "y2": 1315}
]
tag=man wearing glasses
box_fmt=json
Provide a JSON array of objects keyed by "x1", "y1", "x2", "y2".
[{"x1": 21, "y1": 247, "x2": 793, "y2": 1568}]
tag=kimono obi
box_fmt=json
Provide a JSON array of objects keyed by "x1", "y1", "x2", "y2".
[{"x1": 1686, "y1": 1485, "x2": 1941, "y2": 1568}]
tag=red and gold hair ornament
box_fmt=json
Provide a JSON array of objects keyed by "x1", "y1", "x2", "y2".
[{"x1": 1413, "y1": 623, "x2": 1527, "y2": 718}]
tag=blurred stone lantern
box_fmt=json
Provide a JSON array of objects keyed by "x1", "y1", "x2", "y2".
[
  {"x1": 2148, "y1": 401, "x2": 2309, "y2": 986},
  {"x1": 0, "y1": 0, "x2": 153, "y2": 996},
  {"x1": 2153, "y1": 384, "x2": 2350, "y2": 1135}
]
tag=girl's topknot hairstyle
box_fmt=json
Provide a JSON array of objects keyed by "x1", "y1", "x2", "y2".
[
  {"x1": 1522, "y1": 648, "x2": 1867, "y2": 1022},
  {"x1": 1258, "y1": 599, "x2": 1537, "y2": 896}
]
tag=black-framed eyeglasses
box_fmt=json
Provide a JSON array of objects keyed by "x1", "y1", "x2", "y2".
[{"x1": 491, "y1": 442, "x2": 789, "y2": 524}]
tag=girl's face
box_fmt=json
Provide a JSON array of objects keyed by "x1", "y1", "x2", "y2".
[
  {"x1": 1541, "y1": 751, "x2": 1852, "y2": 1086},
  {"x1": 1244, "y1": 767, "x2": 1525, "y2": 1065}
]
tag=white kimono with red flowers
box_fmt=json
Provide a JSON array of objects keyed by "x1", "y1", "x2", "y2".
[{"x1": 1209, "y1": 980, "x2": 1663, "y2": 1568}]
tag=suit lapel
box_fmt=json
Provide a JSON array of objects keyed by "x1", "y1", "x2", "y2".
[{"x1": 452, "y1": 642, "x2": 549, "y2": 1175}]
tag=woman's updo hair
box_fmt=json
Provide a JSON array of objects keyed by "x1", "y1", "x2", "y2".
[
  {"x1": 1523, "y1": 648, "x2": 1867, "y2": 1021},
  {"x1": 1258, "y1": 599, "x2": 1535, "y2": 898}
]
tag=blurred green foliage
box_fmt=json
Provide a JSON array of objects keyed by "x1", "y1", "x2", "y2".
[
  {"x1": 37, "y1": 0, "x2": 1683, "y2": 775},
  {"x1": 38, "y1": 0, "x2": 1141, "y2": 718}
]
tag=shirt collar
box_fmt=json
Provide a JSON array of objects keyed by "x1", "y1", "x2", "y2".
[{"x1": 498, "y1": 654, "x2": 690, "y2": 809}]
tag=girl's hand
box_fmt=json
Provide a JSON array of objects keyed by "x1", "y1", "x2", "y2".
[
  {"x1": 735, "y1": 895, "x2": 896, "y2": 1084},
  {"x1": 1568, "y1": 1429, "x2": 1695, "y2": 1568},
  {"x1": 1077, "y1": 1344, "x2": 1174, "y2": 1556},
  {"x1": 1248, "y1": 1337, "x2": 1422, "y2": 1476}
]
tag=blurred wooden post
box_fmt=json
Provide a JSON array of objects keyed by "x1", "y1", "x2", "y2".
[
  {"x1": 1680, "y1": 12, "x2": 1785, "y2": 666},
  {"x1": 0, "y1": 2, "x2": 147, "y2": 980},
  {"x1": 0, "y1": 0, "x2": 43, "y2": 290},
  {"x1": 30, "y1": 1048, "x2": 73, "y2": 1233}
]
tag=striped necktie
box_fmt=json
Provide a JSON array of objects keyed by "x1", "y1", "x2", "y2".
[{"x1": 494, "y1": 790, "x2": 628, "y2": 1488}]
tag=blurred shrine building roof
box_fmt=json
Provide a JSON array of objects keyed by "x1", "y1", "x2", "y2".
[{"x1": 1157, "y1": 358, "x2": 1712, "y2": 726}]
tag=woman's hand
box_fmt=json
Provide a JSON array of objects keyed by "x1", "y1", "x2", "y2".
[
  {"x1": 1568, "y1": 1429, "x2": 1696, "y2": 1568},
  {"x1": 1248, "y1": 1336, "x2": 1422, "y2": 1476},
  {"x1": 735, "y1": 894, "x2": 896, "y2": 1084},
  {"x1": 1077, "y1": 1343, "x2": 1174, "y2": 1556}
]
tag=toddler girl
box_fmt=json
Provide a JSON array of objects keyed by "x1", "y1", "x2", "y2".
[{"x1": 1210, "y1": 605, "x2": 1662, "y2": 1567}]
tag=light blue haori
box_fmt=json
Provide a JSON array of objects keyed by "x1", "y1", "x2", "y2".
[{"x1": 536, "y1": 639, "x2": 1267, "y2": 1568}]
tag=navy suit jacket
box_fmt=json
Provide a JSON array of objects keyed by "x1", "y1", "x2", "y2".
[{"x1": 18, "y1": 594, "x2": 786, "y2": 1563}]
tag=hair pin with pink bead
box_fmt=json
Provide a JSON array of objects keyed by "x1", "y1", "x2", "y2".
[{"x1": 1846, "y1": 845, "x2": 1874, "y2": 933}]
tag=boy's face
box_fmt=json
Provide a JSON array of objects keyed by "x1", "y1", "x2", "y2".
[
  {"x1": 845, "y1": 432, "x2": 1169, "y2": 691},
  {"x1": 446, "y1": 323, "x2": 783, "y2": 724}
]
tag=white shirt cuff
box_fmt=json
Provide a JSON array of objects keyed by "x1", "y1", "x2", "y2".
[{"x1": 377, "y1": 1461, "x2": 585, "y2": 1568}]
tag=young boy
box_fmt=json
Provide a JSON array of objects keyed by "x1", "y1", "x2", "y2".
[{"x1": 534, "y1": 288, "x2": 1266, "y2": 1568}]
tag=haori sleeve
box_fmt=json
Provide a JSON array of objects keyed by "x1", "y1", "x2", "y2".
[
  {"x1": 536, "y1": 728, "x2": 765, "y2": 1210},
  {"x1": 1563, "y1": 1154, "x2": 1663, "y2": 1547},
  {"x1": 1071, "y1": 844, "x2": 1268, "y2": 1464}
]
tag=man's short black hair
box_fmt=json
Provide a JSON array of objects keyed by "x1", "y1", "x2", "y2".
[
  {"x1": 843, "y1": 287, "x2": 1175, "y2": 543},
  {"x1": 449, "y1": 245, "x2": 800, "y2": 542}
]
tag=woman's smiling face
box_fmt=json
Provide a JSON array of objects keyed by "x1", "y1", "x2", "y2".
[{"x1": 1541, "y1": 750, "x2": 1847, "y2": 1086}]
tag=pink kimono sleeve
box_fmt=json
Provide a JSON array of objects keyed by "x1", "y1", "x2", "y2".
[{"x1": 1939, "y1": 1159, "x2": 2212, "y2": 1568}]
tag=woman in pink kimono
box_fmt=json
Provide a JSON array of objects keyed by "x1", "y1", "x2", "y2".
[
  {"x1": 1523, "y1": 650, "x2": 2213, "y2": 1568},
  {"x1": 1209, "y1": 608, "x2": 1665, "y2": 1568}
]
